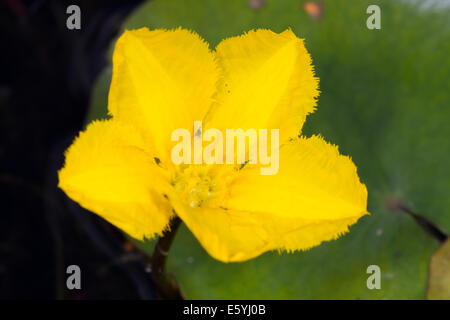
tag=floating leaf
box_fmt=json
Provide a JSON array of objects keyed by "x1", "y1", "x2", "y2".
[{"x1": 89, "y1": 0, "x2": 450, "y2": 299}]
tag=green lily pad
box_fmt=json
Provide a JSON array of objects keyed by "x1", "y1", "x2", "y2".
[{"x1": 89, "y1": 0, "x2": 450, "y2": 299}]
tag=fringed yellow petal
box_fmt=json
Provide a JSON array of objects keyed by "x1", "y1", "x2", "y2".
[
  {"x1": 108, "y1": 27, "x2": 219, "y2": 163},
  {"x1": 205, "y1": 29, "x2": 319, "y2": 144},
  {"x1": 58, "y1": 120, "x2": 173, "y2": 239},
  {"x1": 170, "y1": 203, "x2": 268, "y2": 262},
  {"x1": 172, "y1": 203, "x2": 362, "y2": 262},
  {"x1": 226, "y1": 135, "x2": 368, "y2": 220}
]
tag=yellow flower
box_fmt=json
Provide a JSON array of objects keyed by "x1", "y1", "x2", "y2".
[{"x1": 58, "y1": 28, "x2": 368, "y2": 262}]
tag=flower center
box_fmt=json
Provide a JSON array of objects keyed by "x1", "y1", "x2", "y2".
[{"x1": 171, "y1": 164, "x2": 230, "y2": 208}]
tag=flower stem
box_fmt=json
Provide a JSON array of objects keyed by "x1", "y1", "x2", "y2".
[
  {"x1": 388, "y1": 197, "x2": 448, "y2": 243},
  {"x1": 150, "y1": 216, "x2": 184, "y2": 299}
]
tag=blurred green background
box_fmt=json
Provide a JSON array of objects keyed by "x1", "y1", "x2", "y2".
[{"x1": 88, "y1": 0, "x2": 450, "y2": 299}]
